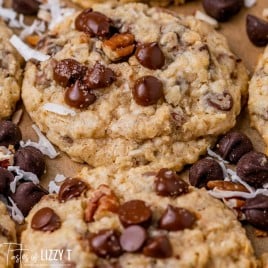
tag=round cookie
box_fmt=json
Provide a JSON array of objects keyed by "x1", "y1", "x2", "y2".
[
  {"x1": 22, "y1": 3, "x2": 248, "y2": 169},
  {"x1": 0, "y1": 19, "x2": 24, "y2": 119},
  {"x1": 0, "y1": 201, "x2": 16, "y2": 268},
  {"x1": 249, "y1": 45, "x2": 268, "y2": 151},
  {"x1": 21, "y1": 166, "x2": 257, "y2": 267}
]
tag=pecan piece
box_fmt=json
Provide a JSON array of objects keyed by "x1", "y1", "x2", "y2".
[
  {"x1": 103, "y1": 33, "x2": 135, "y2": 61},
  {"x1": 207, "y1": 180, "x2": 249, "y2": 192},
  {"x1": 84, "y1": 185, "x2": 119, "y2": 222}
]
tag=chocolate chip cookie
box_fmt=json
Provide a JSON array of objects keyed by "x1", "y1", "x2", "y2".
[
  {"x1": 20, "y1": 166, "x2": 257, "y2": 267},
  {"x1": 0, "y1": 19, "x2": 24, "y2": 119},
  {"x1": 22, "y1": 3, "x2": 248, "y2": 169}
]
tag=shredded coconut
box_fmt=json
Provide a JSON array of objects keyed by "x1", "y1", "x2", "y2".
[
  {"x1": 7, "y1": 197, "x2": 24, "y2": 224},
  {"x1": 195, "y1": 10, "x2": 219, "y2": 28},
  {"x1": 0, "y1": 6, "x2": 16, "y2": 21},
  {"x1": 48, "y1": 180, "x2": 60, "y2": 194},
  {"x1": 244, "y1": 0, "x2": 257, "y2": 8},
  {"x1": 43, "y1": 103, "x2": 76, "y2": 116},
  {"x1": 54, "y1": 174, "x2": 66, "y2": 183}
]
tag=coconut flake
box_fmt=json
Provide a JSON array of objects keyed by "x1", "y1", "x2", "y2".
[
  {"x1": 0, "y1": 7, "x2": 16, "y2": 21},
  {"x1": 43, "y1": 103, "x2": 76, "y2": 116},
  {"x1": 244, "y1": 0, "x2": 256, "y2": 8},
  {"x1": 208, "y1": 188, "x2": 268, "y2": 199},
  {"x1": 54, "y1": 174, "x2": 66, "y2": 183},
  {"x1": 12, "y1": 109, "x2": 23, "y2": 125},
  {"x1": 195, "y1": 10, "x2": 219, "y2": 28},
  {"x1": 207, "y1": 148, "x2": 228, "y2": 163},
  {"x1": 48, "y1": 180, "x2": 60, "y2": 194},
  {"x1": 7, "y1": 197, "x2": 24, "y2": 224},
  {"x1": 20, "y1": 125, "x2": 59, "y2": 159},
  {"x1": 10, "y1": 35, "x2": 50, "y2": 61}
]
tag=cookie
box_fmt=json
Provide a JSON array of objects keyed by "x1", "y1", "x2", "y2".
[
  {"x1": 0, "y1": 201, "x2": 16, "y2": 268},
  {"x1": 249, "y1": 45, "x2": 268, "y2": 151},
  {"x1": 20, "y1": 166, "x2": 257, "y2": 267},
  {"x1": 0, "y1": 19, "x2": 24, "y2": 119},
  {"x1": 22, "y1": 3, "x2": 248, "y2": 169}
]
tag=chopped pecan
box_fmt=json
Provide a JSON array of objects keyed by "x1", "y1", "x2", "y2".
[
  {"x1": 207, "y1": 180, "x2": 249, "y2": 192},
  {"x1": 84, "y1": 185, "x2": 119, "y2": 222},
  {"x1": 25, "y1": 35, "x2": 40, "y2": 46},
  {"x1": 102, "y1": 33, "x2": 135, "y2": 61}
]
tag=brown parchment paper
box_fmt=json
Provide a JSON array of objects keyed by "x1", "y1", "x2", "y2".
[{"x1": 15, "y1": 0, "x2": 268, "y2": 259}]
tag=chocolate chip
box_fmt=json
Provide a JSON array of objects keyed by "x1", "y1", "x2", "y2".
[
  {"x1": 158, "y1": 205, "x2": 196, "y2": 231},
  {"x1": 118, "y1": 200, "x2": 152, "y2": 227},
  {"x1": 58, "y1": 178, "x2": 88, "y2": 203},
  {"x1": 207, "y1": 92, "x2": 233, "y2": 111},
  {"x1": 143, "y1": 235, "x2": 172, "y2": 258},
  {"x1": 10, "y1": 182, "x2": 48, "y2": 216},
  {"x1": 242, "y1": 195, "x2": 268, "y2": 231},
  {"x1": 0, "y1": 121, "x2": 22, "y2": 148},
  {"x1": 217, "y1": 132, "x2": 253, "y2": 164},
  {"x1": 237, "y1": 151, "x2": 268, "y2": 188},
  {"x1": 119, "y1": 225, "x2": 147, "y2": 252},
  {"x1": 0, "y1": 168, "x2": 14, "y2": 195},
  {"x1": 53, "y1": 59, "x2": 86, "y2": 87},
  {"x1": 14, "y1": 146, "x2": 45, "y2": 178},
  {"x1": 189, "y1": 158, "x2": 224, "y2": 188},
  {"x1": 133, "y1": 76, "x2": 163, "y2": 106},
  {"x1": 31, "y1": 207, "x2": 61, "y2": 232},
  {"x1": 83, "y1": 63, "x2": 116, "y2": 89},
  {"x1": 75, "y1": 9, "x2": 113, "y2": 38},
  {"x1": 202, "y1": 0, "x2": 243, "y2": 21},
  {"x1": 90, "y1": 229, "x2": 122, "y2": 258},
  {"x1": 246, "y1": 14, "x2": 268, "y2": 47},
  {"x1": 64, "y1": 80, "x2": 96, "y2": 109},
  {"x1": 135, "y1": 42, "x2": 165, "y2": 70},
  {"x1": 155, "y1": 168, "x2": 189, "y2": 197},
  {"x1": 12, "y1": 0, "x2": 39, "y2": 15}
]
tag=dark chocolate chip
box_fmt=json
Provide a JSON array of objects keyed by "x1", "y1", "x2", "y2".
[
  {"x1": 64, "y1": 80, "x2": 96, "y2": 109},
  {"x1": 53, "y1": 59, "x2": 86, "y2": 87},
  {"x1": 155, "y1": 168, "x2": 189, "y2": 197},
  {"x1": 119, "y1": 225, "x2": 147, "y2": 252},
  {"x1": 202, "y1": 0, "x2": 243, "y2": 22},
  {"x1": 135, "y1": 42, "x2": 165, "y2": 70},
  {"x1": 189, "y1": 158, "x2": 224, "y2": 188},
  {"x1": 12, "y1": 0, "x2": 39, "y2": 15},
  {"x1": 207, "y1": 92, "x2": 233, "y2": 111},
  {"x1": 217, "y1": 131, "x2": 253, "y2": 163},
  {"x1": 133, "y1": 76, "x2": 163, "y2": 106},
  {"x1": 246, "y1": 14, "x2": 268, "y2": 47},
  {"x1": 241, "y1": 194, "x2": 268, "y2": 231},
  {"x1": 237, "y1": 151, "x2": 268, "y2": 188},
  {"x1": 90, "y1": 229, "x2": 122, "y2": 258},
  {"x1": 0, "y1": 167, "x2": 14, "y2": 195},
  {"x1": 31, "y1": 207, "x2": 61, "y2": 232},
  {"x1": 75, "y1": 9, "x2": 113, "y2": 38},
  {"x1": 83, "y1": 63, "x2": 116, "y2": 89},
  {"x1": 0, "y1": 121, "x2": 22, "y2": 148},
  {"x1": 143, "y1": 235, "x2": 172, "y2": 258},
  {"x1": 58, "y1": 178, "x2": 88, "y2": 203},
  {"x1": 10, "y1": 182, "x2": 48, "y2": 216},
  {"x1": 158, "y1": 205, "x2": 197, "y2": 231},
  {"x1": 118, "y1": 200, "x2": 152, "y2": 227},
  {"x1": 14, "y1": 146, "x2": 45, "y2": 178}
]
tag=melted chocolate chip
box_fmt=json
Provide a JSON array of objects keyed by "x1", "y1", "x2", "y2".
[
  {"x1": 118, "y1": 200, "x2": 152, "y2": 227},
  {"x1": 53, "y1": 59, "x2": 86, "y2": 87},
  {"x1": 58, "y1": 178, "x2": 88, "y2": 203},
  {"x1": 31, "y1": 207, "x2": 61, "y2": 232},
  {"x1": 119, "y1": 225, "x2": 147, "y2": 252},
  {"x1": 135, "y1": 42, "x2": 165, "y2": 70},
  {"x1": 75, "y1": 9, "x2": 113, "y2": 38},
  {"x1": 0, "y1": 168, "x2": 14, "y2": 195},
  {"x1": 14, "y1": 146, "x2": 45, "y2": 178},
  {"x1": 189, "y1": 158, "x2": 224, "y2": 188},
  {"x1": 246, "y1": 14, "x2": 268, "y2": 47},
  {"x1": 65, "y1": 80, "x2": 96, "y2": 109},
  {"x1": 202, "y1": 0, "x2": 243, "y2": 22},
  {"x1": 133, "y1": 76, "x2": 163, "y2": 106},
  {"x1": 10, "y1": 182, "x2": 48, "y2": 216},
  {"x1": 207, "y1": 92, "x2": 233, "y2": 111},
  {"x1": 237, "y1": 151, "x2": 268, "y2": 188},
  {"x1": 143, "y1": 235, "x2": 172, "y2": 258},
  {"x1": 83, "y1": 63, "x2": 116, "y2": 89},
  {"x1": 242, "y1": 194, "x2": 268, "y2": 231},
  {"x1": 217, "y1": 132, "x2": 253, "y2": 163},
  {"x1": 12, "y1": 0, "x2": 39, "y2": 15},
  {"x1": 0, "y1": 121, "x2": 22, "y2": 148},
  {"x1": 90, "y1": 229, "x2": 122, "y2": 258},
  {"x1": 155, "y1": 168, "x2": 189, "y2": 197},
  {"x1": 159, "y1": 205, "x2": 197, "y2": 231}
]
